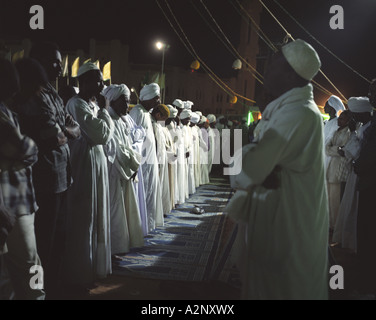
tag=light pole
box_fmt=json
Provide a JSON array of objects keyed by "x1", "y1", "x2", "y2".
[
  {"x1": 131, "y1": 87, "x2": 139, "y2": 104},
  {"x1": 156, "y1": 41, "x2": 169, "y2": 104}
]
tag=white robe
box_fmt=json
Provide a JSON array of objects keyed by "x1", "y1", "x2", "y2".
[
  {"x1": 325, "y1": 127, "x2": 351, "y2": 228},
  {"x1": 191, "y1": 126, "x2": 201, "y2": 188},
  {"x1": 129, "y1": 104, "x2": 164, "y2": 231},
  {"x1": 106, "y1": 107, "x2": 144, "y2": 254},
  {"x1": 324, "y1": 117, "x2": 339, "y2": 171},
  {"x1": 152, "y1": 119, "x2": 171, "y2": 216},
  {"x1": 199, "y1": 127, "x2": 210, "y2": 185},
  {"x1": 169, "y1": 122, "x2": 186, "y2": 205},
  {"x1": 333, "y1": 122, "x2": 371, "y2": 252},
  {"x1": 163, "y1": 126, "x2": 177, "y2": 210},
  {"x1": 121, "y1": 114, "x2": 149, "y2": 236},
  {"x1": 225, "y1": 84, "x2": 329, "y2": 300},
  {"x1": 179, "y1": 123, "x2": 189, "y2": 200},
  {"x1": 64, "y1": 96, "x2": 114, "y2": 285}
]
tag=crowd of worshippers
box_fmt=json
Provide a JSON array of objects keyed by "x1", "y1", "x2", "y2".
[
  {"x1": 2, "y1": 38, "x2": 376, "y2": 301},
  {"x1": 0, "y1": 42, "x2": 251, "y2": 300}
]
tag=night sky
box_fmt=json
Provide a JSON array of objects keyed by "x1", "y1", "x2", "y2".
[{"x1": 1, "y1": 0, "x2": 376, "y2": 105}]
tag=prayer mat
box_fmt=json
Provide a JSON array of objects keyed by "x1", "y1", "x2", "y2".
[{"x1": 112, "y1": 178, "x2": 240, "y2": 289}]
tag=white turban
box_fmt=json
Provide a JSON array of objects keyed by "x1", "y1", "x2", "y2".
[
  {"x1": 76, "y1": 62, "x2": 100, "y2": 78},
  {"x1": 184, "y1": 100, "x2": 194, "y2": 109},
  {"x1": 140, "y1": 83, "x2": 160, "y2": 101},
  {"x1": 227, "y1": 120, "x2": 233, "y2": 127},
  {"x1": 195, "y1": 111, "x2": 202, "y2": 117},
  {"x1": 347, "y1": 97, "x2": 373, "y2": 113},
  {"x1": 199, "y1": 116, "x2": 208, "y2": 125},
  {"x1": 190, "y1": 112, "x2": 200, "y2": 124},
  {"x1": 102, "y1": 84, "x2": 130, "y2": 102},
  {"x1": 282, "y1": 39, "x2": 321, "y2": 81},
  {"x1": 207, "y1": 114, "x2": 216, "y2": 124},
  {"x1": 167, "y1": 104, "x2": 178, "y2": 118},
  {"x1": 172, "y1": 99, "x2": 184, "y2": 109},
  {"x1": 180, "y1": 109, "x2": 192, "y2": 120},
  {"x1": 327, "y1": 95, "x2": 345, "y2": 116}
]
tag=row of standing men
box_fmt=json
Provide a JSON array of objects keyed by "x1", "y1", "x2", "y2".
[{"x1": 0, "y1": 44, "x2": 223, "y2": 299}]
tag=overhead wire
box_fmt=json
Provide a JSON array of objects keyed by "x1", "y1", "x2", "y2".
[
  {"x1": 230, "y1": 0, "x2": 337, "y2": 99},
  {"x1": 258, "y1": 0, "x2": 348, "y2": 102},
  {"x1": 273, "y1": 0, "x2": 371, "y2": 85},
  {"x1": 198, "y1": 0, "x2": 264, "y2": 84},
  {"x1": 155, "y1": 0, "x2": 238, "y2": 102},
  {"x1": 230, "y1": 0, "x2": 277, "y2": 53},
  {"x1": 232, "y1": 0, "x2": 278, "y2": 52},
  {"x1": 190, "y1": 0, "x2": 263, "y2": 85}
]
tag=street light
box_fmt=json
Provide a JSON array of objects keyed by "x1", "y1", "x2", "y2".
[
  {"x1": 131, "y1": 87, "x2": 139, "y2": 104},
  {"x1": 155, "y1": 41, "x2": 169, "y2": 104}
]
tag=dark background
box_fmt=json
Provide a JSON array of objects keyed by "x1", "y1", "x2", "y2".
[{"x1": 1, "y1": 0, "x2": 376, "y2": 105}]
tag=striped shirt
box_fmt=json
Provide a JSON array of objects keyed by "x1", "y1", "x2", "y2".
[{"x1": 0, "y1": 103, "x2": 38, "y2": 216}]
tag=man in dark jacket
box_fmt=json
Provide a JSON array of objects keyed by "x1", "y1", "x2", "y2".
[{"x1": 15, "y1": 43, "x2": 80, "y2": 298}]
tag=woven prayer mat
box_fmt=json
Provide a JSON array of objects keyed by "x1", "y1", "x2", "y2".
[{"x1": 112, "y1": 178, "x2": 240, "y2": 288}]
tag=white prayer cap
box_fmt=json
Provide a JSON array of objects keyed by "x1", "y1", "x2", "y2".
[
  {"x1": 184, "y1": 100, "x2": 194, "y2": 109},
  {"x1": 167, "y1": 104, "x2": 178, "y2": 118},
  {"x1": 76, "y1": 62, "x2": 100, "y2": 78},
  {"x1": 281, "y1": 39, "x2": 321, "y2": 81},
  {"x1": 327, "y1": 95, "x2": 345, "y2": 115},
  {"x1": 347, "y1": 96, "x2": 373, "y2": 113},
  {"x1": 190, "y1": 112, "x2": 200, "y2": 124},
  {"x1": 199, "y1": 116, "x2": 208, "y2": 124},
  {"x1": 172, "y1": 98, "x2": 184, "y2": 109},
  {"x1": 180, "y1": 109, "x2": 192, "y2": 120},
  {"x1": 140, "y1": 83, "x2": 160, "y2": 101},
  {"x1": 102, "y1": 84, "x2": 130, "y2": 102},
  {"x1": 207, "y1": 114, "x2": 216, "y2": 124},
  {"x1": 195, "y1": 111, "x2": 202, "y2": 117}
]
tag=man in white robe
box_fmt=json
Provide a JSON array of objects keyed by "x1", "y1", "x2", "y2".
[
  {"x1": 333, "y1": 97, "x2": 373, "y2": 252},
  {"x1": 206, "y1": 114, "x2": 218, "y2": 175},
  {"x1": 226, "y1": 39, "x2": 329, "y2": 300},
  {"x1": 190, "y1": 112, "x2": 201, "y2": 189},
  {"x1": 169, "y1": 101, "x2": 187, "y2": 205},
  {"x1": 64, "y1": 63, "x2": 114, "y2": 287},
  {"x1": 129, "y1": 83, "x2": 164, "y2": 231},
  {"x1": 325, "y1": 110, "x2": 351, "y2": 230},
  {"x1": 165, "y1": 105, "x2": 179, "y2": 209},
  {"x1": 102, "y1": 84, "x2": 144, "y2": 255},
  {"x1": 181, "y1": 109, "x2": 195, "y2": 196},
  {"x1": 151, "y1": 104, "x2": 171, "y2": 217}
]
